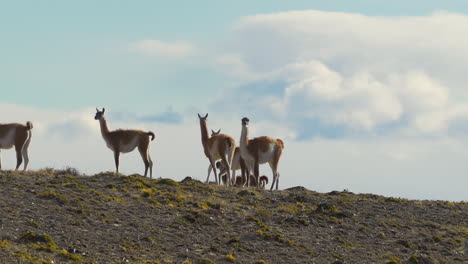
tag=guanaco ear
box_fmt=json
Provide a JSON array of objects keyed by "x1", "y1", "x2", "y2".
[
  {"x1": 216, "y1": 128, "x2": 221, "y2": 134},
  {"x1": 198, "y1": 113, "x2": 208, "y2": 119},
  {"x1": 96, "y1": 107, "x2": 99, "y2": 112},
  {"x1": 102, "y1": 108, "x2": 105, "y2": 113},
  {"x1": 211, "y1": 129, "x2": 215, "y2": 134}
]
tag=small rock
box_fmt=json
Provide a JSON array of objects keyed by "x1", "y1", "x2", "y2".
[{"x1": 180, "y1": 176, "x2": 193, "y2": 183}]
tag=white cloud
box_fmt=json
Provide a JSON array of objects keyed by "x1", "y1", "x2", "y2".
[
  {"x1": 214, "y1": 10, "x2": 468, "y2": 136},
  {"x1": 281, "y1": 61, "x2": 404, "y2": 131},
  {"x1": 130, "y1": 39, "x2": 197, "y2": 58},
  {"x1": 214, "y1": 54, "x2": 259, "y2": 80}
]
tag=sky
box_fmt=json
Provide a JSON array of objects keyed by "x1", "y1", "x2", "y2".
[{"x1": 1, "y1": 1, "x2": 468, "y2": 201}]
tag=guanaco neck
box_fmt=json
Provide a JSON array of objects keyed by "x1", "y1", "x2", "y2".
[
  {"x1": 99, "y1": 118, "x2": 111, "y2": 139},
  {"x1": 199, "y1": 119, "x2": 210, "y2": 147},
  {"x1": 240, "y1": 124, "x2": 249, "y2": 151}
]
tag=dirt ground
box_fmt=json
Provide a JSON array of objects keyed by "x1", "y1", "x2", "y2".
[{"x1": 0, "y1": 169, "x2": 466, "y2": 263}]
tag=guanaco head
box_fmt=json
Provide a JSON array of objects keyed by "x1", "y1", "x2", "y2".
[
  {"x1": 211, "y1": 129, "x2": 221, "y2": 136},
  {"x1": 216, "y1": 161, "x2": 224, "y2": 170},
  {"x1": 94, "y1": 108, "x2": 105, "y2": 120},
  {"x1": 198, "y1": 113, "x2": 208, "y2": 121},
  {"x1": 241, "y1": 117, "x2": 250, "y2": 126},
  {"x1": 259, "y1": 175, "x2": 269, "y2": 187}
]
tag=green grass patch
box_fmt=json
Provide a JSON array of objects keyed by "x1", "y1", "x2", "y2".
[
  {"x1": 57, "y1": 249, "x2": 83, "y2": 262},
  {"x1": 19, "y1": 231, "x2": 58, "y2": 252},
  {"x1": 157, "y1": 178, "x2": 180, "y2": 186}
]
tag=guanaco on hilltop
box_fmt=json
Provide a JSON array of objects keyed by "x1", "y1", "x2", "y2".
[
  {"x1": 239, "y1": 117, "x2": 284, "y2": 190},
  {"x1": 95, "y1": 108, "x2": 155, "y2": 178},
  {"x1": 198, "y1": 113, "x2": 236, "y2": 185},
  {"x1": 0, "y1": 121, "x2": 33, "y2": 170}
]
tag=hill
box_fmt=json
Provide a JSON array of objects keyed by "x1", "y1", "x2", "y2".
[{"x1": 0, "y1": 169, "x2": 466, "y2": 264}]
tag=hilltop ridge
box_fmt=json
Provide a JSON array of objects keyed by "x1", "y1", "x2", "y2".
[{"x1": 0, "y1": 169, "x2": 466, "y2": 263}]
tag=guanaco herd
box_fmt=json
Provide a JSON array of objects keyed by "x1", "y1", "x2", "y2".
[{"x1": 0, "y1": 108, "x2": 284, "y2": 190}]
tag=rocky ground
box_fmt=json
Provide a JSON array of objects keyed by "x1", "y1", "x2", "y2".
[{"x1": 0, "y1": 169, "x2": 466, "y2": 264}]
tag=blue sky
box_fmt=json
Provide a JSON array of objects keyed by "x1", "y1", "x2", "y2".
[
  {"x1": 2, "y1": 0, "x2": 467, "y2": 112},
  {"x1": 2, "y1": 1, "x2": 468, "y2": 201}
]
